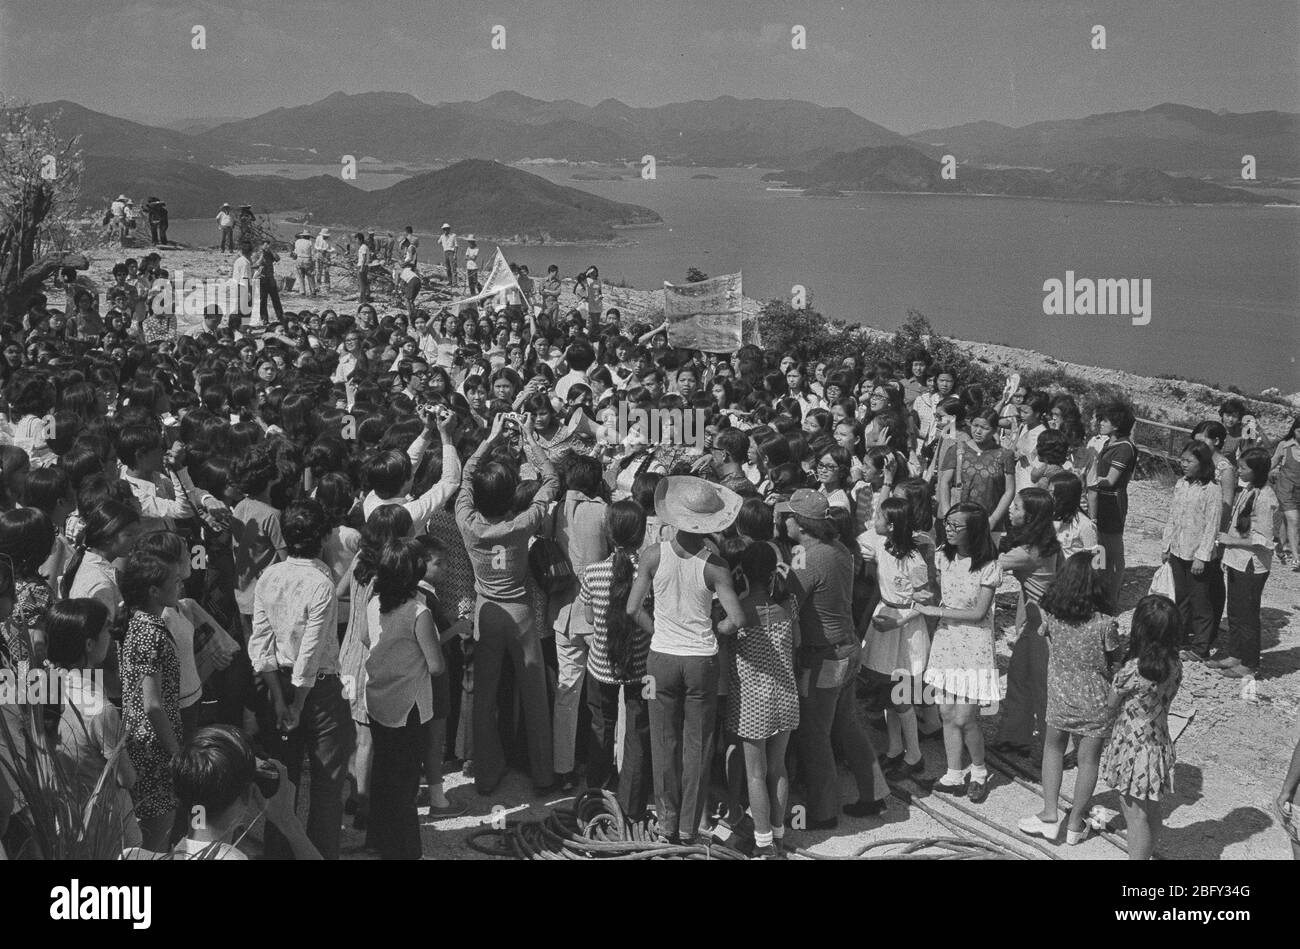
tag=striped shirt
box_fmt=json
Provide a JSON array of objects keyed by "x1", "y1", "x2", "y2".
[{"x1": 580, "y1": 553, "x2": 650, "y2": 685}]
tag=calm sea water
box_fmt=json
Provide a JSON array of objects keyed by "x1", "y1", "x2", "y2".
[{"x1": 172, "y1": 164, "x2": 1300, "y2": 390}]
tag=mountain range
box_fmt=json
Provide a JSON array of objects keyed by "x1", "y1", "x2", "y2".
[
  {"x1": 763, "y1": 145, "x2": 1287, "y2": 204},
  {"x1": 910, "y1": 103, "x2": 1300, "y2": 177},
  {"x1": 78, "y1": 157, "x2": 661, "y2": 242},
  {"x1": 29, "y1": 92, "x2": 1297, "y2": 238}
]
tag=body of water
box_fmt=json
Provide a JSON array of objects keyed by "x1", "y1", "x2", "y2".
[{"x1": 169, "y1": 163, "x2": 1300, "y2": 390}]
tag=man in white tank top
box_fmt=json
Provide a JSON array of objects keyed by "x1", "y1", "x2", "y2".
[{"x1": 626, "y1": 477, "x2": 746, "y2": 845}]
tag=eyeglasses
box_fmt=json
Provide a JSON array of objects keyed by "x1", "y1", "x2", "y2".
[
  {"x1": 943, "y1": 519, "x2": 967, "y2": 531},
  {"x1": 815, "y1": 461, "x2": 837, "y2": 472},
  {"x1": 412, "y1": 369, "x2": 431, "y2": 378}
]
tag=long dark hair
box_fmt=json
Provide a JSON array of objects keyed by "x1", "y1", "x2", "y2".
[
  {"x1": 603, "y1": 500, "x2": 646, "y2": 682},
  {"x1": 940, "y1": 502, "x2": 997, "y2": 570},
  {"x1": 353, "y1": 504, "x2": 414, "y2": 586},
  {"x1": 63, "y1": 499, "x2": 139, "y2": 599},
  {"x1": 1048, "y1": 471, "x2": 1084, "y2": 526},
  {"x1": 1000, "y1": 487, "x2": 1060, "y2": 558},
  {"x1": 1233, "y1": 447, "x2": 1271, "y2": 534},
  {"x1": 1039, "y1": 551, "x2": 1107, "y2": 623},
  {"x1": 374, "y1": 538, "x2": 426, "y2": 613},
  {"x1": 1126, "y1": 594, "x2": 1182, "y2": 685},
  {"x1": 878, "y1": 496, "x2": 916, "y2": 560}
]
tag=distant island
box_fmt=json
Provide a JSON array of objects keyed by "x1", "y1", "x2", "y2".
[
  {"x1": 571, "y1": 173, "x2": 624, "y2": 181},
  {"x1": 762, "y1": 145, "x2": 1292, "y2": 206},
  {"x1": 691, "y1": 173, "x2": 718, "y2": 179},
  {"x1": 78, "y1": 157, "x2": 662, "y2": 242}
]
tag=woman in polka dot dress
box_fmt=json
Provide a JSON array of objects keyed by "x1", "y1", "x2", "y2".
[{"x1": 724, "y1": 542, "x2": 799, "y2": 857}]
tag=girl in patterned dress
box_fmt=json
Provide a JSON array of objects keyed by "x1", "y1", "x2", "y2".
[
  {"x1": 0, "y1": 507, "x2": 56, "y2": 672},
  {"x1": 1102, "y1": 594, "x2": 1184, "y2": 860},
  {"x1": 861, "y1": 498, "x2": 934, "y2": 778},
  {"x1": 119, "y1": 551, "x2": 184, "y2": 851},
  {"x1": 725, "y1": 542, "x2": 799, "y2": 858},
  {"x1": 1018, "y1": 550, "x2": 1121, "y2": 845}
]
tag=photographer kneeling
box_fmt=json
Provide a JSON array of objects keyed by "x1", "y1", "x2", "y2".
[{"x1": 122, "y1": 725, "x2": 320, "y2": 860}]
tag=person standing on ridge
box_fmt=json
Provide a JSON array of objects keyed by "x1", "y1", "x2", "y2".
[
  {"x1": 438, "y1": 224, "x2": 458, "y2": 286},
  {"x1": 217, "y1": 203, "x2": 235, "y2": 252}
]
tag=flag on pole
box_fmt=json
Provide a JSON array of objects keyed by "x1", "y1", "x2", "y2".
[
  {"x1": 448, "y1": 248, "x2": 520, "y2": 313},
  {"x1": 664, "y1": 272, "x2": 743, "y2": 352}
]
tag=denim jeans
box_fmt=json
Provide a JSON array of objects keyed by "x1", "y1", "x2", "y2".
[
  {"x1": 1225, "y1": 563, "x2": 1268, "y2": 668},
  {"x1": 220, "y1": 226, "x2": 235, "y2": 252},
  {"x1": 795, "y1": 643, "x2": 883, "y2": 822},
  {"x1": 369, "y1": 706, "x2": 426, "y2": 859},
  {"x1": 586, "y1": 680, "x2": 652, "y2": 818},
  {"x1": 647, "y1": 650, "x2": 718, "y2": 841},
  {"x1": 256, "y1": 672, "x2": 356, "y2": 860}
]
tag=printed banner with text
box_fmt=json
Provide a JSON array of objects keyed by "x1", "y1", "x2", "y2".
[
  {"x1": 449, "y1": 248, "x2": 521, "y2": 313},
  {"x1": 664, "y1": 272, "x2": 743, "y2": 352}
]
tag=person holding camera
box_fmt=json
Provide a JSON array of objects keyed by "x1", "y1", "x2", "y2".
[{"x1": 122, "y1": 725, "x2": 321, "y2": 860}]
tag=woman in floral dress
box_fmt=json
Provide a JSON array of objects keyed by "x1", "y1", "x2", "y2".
[
  {"x1": 916, "y1": 503, "x2": 1002, "y2": 803},
  {"x1": 1102, "y1": 594, "x2": 1184, "y2": 860}
]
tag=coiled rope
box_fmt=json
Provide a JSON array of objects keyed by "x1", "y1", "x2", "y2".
[{"x1": 466, "y1": 788, "x2": 1034, "y2": 860}]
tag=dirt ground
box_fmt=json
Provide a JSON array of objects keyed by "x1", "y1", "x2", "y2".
[
  {"x1": 80, "y1": 242, "x2": 1299, "y2": 860},
  {"x1": 319, "y1": 479, "x2": 1298, "y2": 862}
]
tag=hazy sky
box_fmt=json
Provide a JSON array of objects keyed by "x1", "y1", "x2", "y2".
[{"x1": 3, "y1": 0, "x2": 1297, "y2": 132}]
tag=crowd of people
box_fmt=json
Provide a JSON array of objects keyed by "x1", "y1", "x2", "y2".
[{"x1": 0, "y1": 239, "x2": 1298, "y2": 863}]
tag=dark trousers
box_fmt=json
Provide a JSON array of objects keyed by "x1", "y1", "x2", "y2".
[
  {"x1": 1097, "y1": 530, "x2": 1125, "y2": 615},
  {"x1": 1208, "y1": 557, "x2": 1226, "y2": 647},
  {"x1": 1169, "y1": 555, "x2": 1222, "y2": 656},
  {"x1": 258, "y1": 278, "x2": 283, "y2": 322},
  {"x1": 255, "y1": 672, "x2": 355, "y2": 860},
  {"x1": 1225, "y1": 563, "x2": 1267, "y2": 668},
  {"x1": 997, "y1": 620, "x2": 1049, "y2": 746},
  {"x1": 443, "y1": 638, "x2": 464, "y2": 761},
  {"x1": 467, "y1": 269, "x2": 480, "y2": 294},
  {"x1": 150, "y1": 222, "x2": 161, "y2": 244},
  {"x1": 646, "y1": 650, "x2": 718, "y2": 841},
  {"x1": 358, "y1": 268, "x2": 370, "y2": 303},
  {"x1": 472, "y1": 597, "x2": 553, "y2": 790},
  {"x1": 795, "y1": 644, "x2": 881, "y2": 822},
  {"x1": 444, "y1": 251, "x2": 456, "y2": 285},
  {"x1": 220, "y1": 226, "x2": 235, "y2": 252},
  {"x1": 369, "y1": 706, "x2": 426, "y2": 860},
  {"x1": 586, "y1": 679, "x2": 652, "y2": 818}
]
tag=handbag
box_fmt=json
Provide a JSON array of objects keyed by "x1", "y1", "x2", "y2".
[
  {"x1": 1149, "y1": 561, "x2": 1176, "y2": 599},
  {"x1": 528, "y1": 503, "x2": 575, "y2": 596}
]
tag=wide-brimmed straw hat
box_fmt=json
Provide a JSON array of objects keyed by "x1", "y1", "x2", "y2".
[
  {"x1": 654, "y1": 476, "x2": 742, "y2": 534},
  {"x1": 116, "y1": 194, "x2": 129, "y2": 201},
  {"x1": 441, "y1": 222, "x2": 451, "y2": 229},
  {"x1": 296, "y1": 229, "x2": 311, "y2": 238}
]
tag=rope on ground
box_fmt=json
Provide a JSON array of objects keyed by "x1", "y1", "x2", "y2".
[{"x1": 467, "y1": 788, "x2": 1032, "y2": 860}]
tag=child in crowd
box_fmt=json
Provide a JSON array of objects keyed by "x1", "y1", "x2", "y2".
[{"x1": 1101, "y1": 594, "x2": 1183, "y2": 860}]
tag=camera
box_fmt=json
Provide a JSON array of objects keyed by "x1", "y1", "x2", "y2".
[{"x1": 253, "y1": 757, "x2": 281, "y2": 798}]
